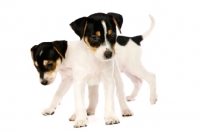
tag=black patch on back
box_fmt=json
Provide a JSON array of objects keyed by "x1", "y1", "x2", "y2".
[
  {"x1": 117, "y1": 36, "x2": 130, "y2": 46},
  {"x1": 131, "y1": 35, "x2": 143, "y2": 46},
  {"x1": 117, "y1": 35, "x2": 143, "y2": 46}
]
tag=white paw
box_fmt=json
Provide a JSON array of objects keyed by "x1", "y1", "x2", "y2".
[
  {"x1": 86, "y1": 108, "x2": 95, "y2": 116},
  {"x1": 126, "y1": 95, "x2": 136, "y2": 102},
  {"x1": 42, "y1": 107, "x2": 56, "y2": 116},
  {"x1": 105, "y1": 116, "x2": 120, "y2": 125},
  {"x1": 150, "y1": 94, "x2": 158, "y2": 104},
  {"x1": 69, "y1": 114, "x2": 76, "y2": 121},
  {"x1": 122, "y1": 109, "x2": 133, "y2": 117},
  {"x1": 74, "y1": 119, "x2": 88, "y2": 128}
]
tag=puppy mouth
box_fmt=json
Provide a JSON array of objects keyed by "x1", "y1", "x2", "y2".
[
  {"x1": 40, "y1": 77, "x2": 55, "y2": 85},
  {"x1": 95, "y1": 54, "x2": 113, "y2": 61}
]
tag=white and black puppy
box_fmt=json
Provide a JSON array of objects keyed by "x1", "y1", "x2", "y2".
[
  {"x1": 31, "y1": 13, "x2": 157, "y2": 128},
  {"x1": 69, "y1": 12, "x2": 127, "y2": 127}
]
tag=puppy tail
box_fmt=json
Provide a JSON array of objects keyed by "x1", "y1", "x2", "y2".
[{"x1": 142, "y1": 14, "x2": 155, "y2": 39}]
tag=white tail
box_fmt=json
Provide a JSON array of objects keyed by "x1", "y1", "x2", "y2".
[{"x1": 142, "y1": 14, "x2": 155, "y2": 39}]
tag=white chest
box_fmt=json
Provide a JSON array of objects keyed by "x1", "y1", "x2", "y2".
[{"x1": 86, "y1": 73, "x2": 101, "y2": 85}]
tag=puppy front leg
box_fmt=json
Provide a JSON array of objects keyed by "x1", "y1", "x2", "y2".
[
  {"x1": 73, "y1": 81, "x2": 87, "y2": 128},
  {"x1": 42, "y1": 78, "x2": 73, "y2": 116},
  {"x1": 69, "y1": 85, "x2": 98, "y2": 121},
  {"x1": 87, "y1": 85, "x2": 99, "y2": 116},
  {"x1": 102, "y1": 75, "x2": 119, "y2": 125}
]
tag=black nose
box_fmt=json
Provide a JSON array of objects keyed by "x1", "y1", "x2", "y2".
[
  {"x1": 41, "y1": 80, "x2": 48, "y2": 85},
  {"x1": 104, "y1": 51, "x2": 112, "y2": 59}
]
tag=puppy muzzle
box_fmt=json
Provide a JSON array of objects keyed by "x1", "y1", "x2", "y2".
[{"x1": 104, "y1": 50, "x2": 113, "y2": 59}]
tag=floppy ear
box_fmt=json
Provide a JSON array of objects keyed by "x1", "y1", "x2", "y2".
[
  {"x1": 70, "y1": 17, "x2": 88, "y2": 40},
  {"x1": 52, "y1": 40, "x2": 68, "y2": 59},
  {"x1": 107, "y1": 12, "x2": 123, "y2": 34},
  {"x1": 30, "y1": 45, "x2": 38, "y2": 60}
]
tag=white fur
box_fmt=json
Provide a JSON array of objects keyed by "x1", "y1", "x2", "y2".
[
  {"x1": 39, "y1": 50, "x2": 43, "y2": 56},
  {"x1": 41, "y1": 15, "x2": 157, "y2": 127}
]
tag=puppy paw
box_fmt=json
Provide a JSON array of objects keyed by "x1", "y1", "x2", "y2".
[
  {"x1": 126, "y1": 95, "x2": 136, "y2": 102},
  {"x1": 74, "y1": 119, "x2": 87, "y2": 128},
  {"x1": 42, "y1": 107, "x2": 56, "y2": 116},
  {"x1": 86, "y1": 108, "x2": 95, "y2": 116},
  {"x1": 105, "y1": 116, "x2": 120, "y2": 125},
  {"x1": 150, "y1": 94, "x2": 158, "y2": 104},
  {"x1": 69, "y1": 114, "x2": 76, "y2": 121},
  {"x1": 122, "y1": 109, "x2": 133, "y2": 117}
]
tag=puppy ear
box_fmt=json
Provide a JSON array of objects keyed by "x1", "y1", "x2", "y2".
[
  {"x1": 107, "y1": 12, "x2": 123, "y2": 34},
  {"x1": 30, "y1": 45, "x2": 38, "y2": 60},
  {"x1": 52, "y1": 40, "x2": 67, "y2": 59},
  {"x1": 70, "y1": 17, "x2": 88, "y2": 40}
]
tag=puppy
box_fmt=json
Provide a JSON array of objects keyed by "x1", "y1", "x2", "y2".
[
  {"x1": 69, "y1": 12, "x2": 126, "y2": 127},
  {"x1": 31, "y1": 12, "x2": 132, "y2": 128}
]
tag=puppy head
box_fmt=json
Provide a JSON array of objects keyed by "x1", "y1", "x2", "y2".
[
  {"x1": 30, "y1": 40, "x2": 67, "y2": 85},
  {"x1": 70, "y1": 12, "x2": 123, "y2": 61}
]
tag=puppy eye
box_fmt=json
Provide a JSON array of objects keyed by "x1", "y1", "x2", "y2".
[
  {"x1": 110, "y1": 32, "x2": 116, "y2": 38},
  {"x1": 46, "y1": 63, "x2": 53, "y2": 69},
  {"x1": 90, "y1": 35, "x2": 99, "y2": 42}
]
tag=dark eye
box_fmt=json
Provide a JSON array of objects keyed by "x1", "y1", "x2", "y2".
[
  {"x1": 46, "y1": 63, "x2": 53, "y2": 69},
  {"x1": 90, "y1": 35, "x2": 99, "y2": 42},
  {"x1": 110, "y1": 32, "x2": 116, "y2": 38}
]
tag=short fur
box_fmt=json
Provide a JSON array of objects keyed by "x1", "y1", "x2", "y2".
[{"x1": 31, "y1": 14, "x2": 157, "y2": 128}]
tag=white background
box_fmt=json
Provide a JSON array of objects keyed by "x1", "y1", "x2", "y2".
[{"x1": 1, "y1": 0, "x2": 200, "y2": 131}]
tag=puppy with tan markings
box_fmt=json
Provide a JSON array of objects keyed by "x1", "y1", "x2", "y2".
[
  {"x1": 69, "y1": 12, "x2": 126, "y2": 127},
  {"x1": 31, "y1": 13, "x2": 157, "y2": 128}
]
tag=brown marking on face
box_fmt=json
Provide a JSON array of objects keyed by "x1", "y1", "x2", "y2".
[
  {"x1": 84, "y1": 37, "x2": 97, "y2": 52},
  {"x1": 96, "y1": 31, "x2": 101, "y2": 37},
  {"x1": 43, "y1": 60, "x2": 48, "y2": 66},
  {"x1": 34, "y1": 61, "x2": 38, "y2": 66},
  {"x1": 113, "y1": 18, "x2": 121, "y2": 33},
  {"x1": 43, "y1": 60, "x2": 54, "y2": 66},
  {"x1": 44, "y1": 58, "x2": 61, "y2": 75},
  {"x1": 107, "y1": 30, "x2": 113, "y2": 35},
  {"x1": 83, "y1": 21, "x2": 88, "y2": 37}
]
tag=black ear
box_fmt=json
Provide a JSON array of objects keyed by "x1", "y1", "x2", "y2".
[
  {"x1": 30, "y1": 45, "x2": 38, "y2": 60},
  {"x1": 107, "y1": 12, "x2": 123, "y2": 34},
  {"x1": 52, "y1": 40, "x2": 67, "y2": 59},
  {"x1": 70, "y1": 17, "x2": 88, "y2": 40}
]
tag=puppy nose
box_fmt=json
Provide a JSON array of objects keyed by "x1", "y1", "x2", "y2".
[
  {"x1": 41, "y1": 80, "x2": 48, "y2": 85},
  {"x1": 104, "y1": 50, "x2": 112, "y2": 59}
]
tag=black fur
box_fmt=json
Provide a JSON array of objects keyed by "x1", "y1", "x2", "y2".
[
  {"x1": 70, "y1": 12, "x2": 123, "y2": 49},
  {"x1": 70, "y1": 17, "x2": 87, "y2": 40},
  {"x1": 117, "y1": 35, "x2": 143, "y2": 46},
  {"x1": 117, "y1": 36, "x2": 129, "y2": 46},
  {"x1": 52, "y1": 40, "x2": 68, "y2": 59},
  {"x1": 131, "y1": 35, "x2": 143, "y2": 46}
]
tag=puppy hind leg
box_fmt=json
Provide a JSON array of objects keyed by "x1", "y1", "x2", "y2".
[
  {"x1": 114, "y1": 60, "x2": 133, "y2": 116},
  {"x1": 86, "y1": 85, "x2": 99, "y2": 116},
  {"x1": 127, "y1": 64, "x2": 157, "y2": 104},
  {"x1": 124, "y1": 71, "x2": 143, "y2": 102}
]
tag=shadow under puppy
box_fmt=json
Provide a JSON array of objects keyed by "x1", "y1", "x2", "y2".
[{"x1": 31, "y1": 12, "x2": 157, "y2": 128}]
